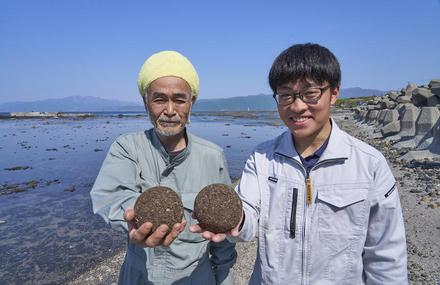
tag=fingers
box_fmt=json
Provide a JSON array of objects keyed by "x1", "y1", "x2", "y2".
[
  {"x1": 129, "y1": 223, "x2": 168, "y2": 247},
  {"x1": 162, "y1": 221, "x2": 184, "y2": 247},
  {"x1": 129, "y1": 221, "x2": 153, "y2": 243},
  {"x1": 144, "y1": 224, "x2": 169, "y2": 247},
  {"x1": 128, "y1": 220, "x2": 188, "y2": 248},
  {"x1": 212, "y1": 233, "x2": 227, "y2": 243},
  {"x1": 200, "y1": 231, "x2": 227, "y2": 243},
  {"x1": 124, "y1": 208, "x2": 137, "y2": 232},
  {"x1": 124, "y1": 208, "x2": 135, "y2": 222},
  {"x1": 190, "y1": 224, "x2": 234, "y2": 242},
  {"x1": 201, "y1": 231, "x2": 215, "y2": 240},
  {"x1": 229, "y1": 227, "x2": 239, "y2": 237},
  {"x1": 189, "y1": 224, "x2": 202, "y2": 233},
  {"x1": 179, "y1": 220, "x2": 187, "y2": 232}
]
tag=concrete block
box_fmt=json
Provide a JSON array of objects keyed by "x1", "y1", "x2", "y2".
[
  {"x1": 381, "y1": 121, "x2": 401, "y2": 137},
  {"x1": 382, "y1": 109, "x2": 399, "y2": 126},
  {"x1": 399, "y1": 105, "x2": 420, "y2": 138},
  {"x1": 412, "y1": 88, "x2": 432, "y2": 106},
  {"x1": 415, "y1": 107, "x2": 440, "y2": 135}
]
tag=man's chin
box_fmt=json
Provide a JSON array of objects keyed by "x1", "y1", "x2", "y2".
[{"x1": 154, "y1": 126, "x2": 185, "y2": 137}]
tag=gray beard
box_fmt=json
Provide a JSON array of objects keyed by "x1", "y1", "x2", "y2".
[
  {"x1": 149, "y1": 113, "x2": 185, "y2": 137},
  {"x1": 154, "y1": 125, "x2": 185, "y2": 137}
]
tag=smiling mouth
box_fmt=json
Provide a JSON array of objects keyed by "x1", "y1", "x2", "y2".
[{"x1": 290, "y1": 116, "x2": 312, "y2": 123}]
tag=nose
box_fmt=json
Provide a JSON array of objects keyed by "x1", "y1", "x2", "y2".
[
  {"x1": 288, "y1": 97, "x2": 308, "y2": 113},
  {"x1": 164, "y1": 100, "x2": 176, "y2": 116}
]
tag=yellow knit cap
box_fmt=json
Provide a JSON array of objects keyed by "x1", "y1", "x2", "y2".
[{"x1": 137, "y1": 50, "x2": 199, "y2": 98}]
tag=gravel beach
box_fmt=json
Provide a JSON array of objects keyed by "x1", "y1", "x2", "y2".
[{"x1": 69, "y1": 111, "x2": 440, "y2": 285}]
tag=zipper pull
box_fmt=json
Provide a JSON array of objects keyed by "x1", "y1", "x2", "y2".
[{"x1": 306, "y1": 175, "x2": 312, "y2": 207}]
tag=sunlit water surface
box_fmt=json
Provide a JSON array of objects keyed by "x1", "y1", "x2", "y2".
[{"x1": 0, "y1": 114, "x2": 284, "y2": 284}]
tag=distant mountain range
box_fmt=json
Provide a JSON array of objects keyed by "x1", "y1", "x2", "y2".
[
  {"x1": 0, "y1": 88, "x2": 385, "y2": 112},
  {"x1": 339, "y1": 87, "x2": 386, "y2": 99}
]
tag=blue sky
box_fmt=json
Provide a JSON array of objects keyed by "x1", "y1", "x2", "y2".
[{"x1": 1, "y1": 0, "x2": 439, "y2": 103}]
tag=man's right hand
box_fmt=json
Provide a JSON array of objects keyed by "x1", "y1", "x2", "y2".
[
  {"x1": 124, "y1": 208, "x2": 186, "y2": 248},
  {"x1": 189, "y1": 210, "x2": 243, "y2": 243}
]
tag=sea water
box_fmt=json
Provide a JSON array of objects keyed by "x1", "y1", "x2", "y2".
[{"x1": 0, "y1": 114, "x2": 284, "y2": 284}]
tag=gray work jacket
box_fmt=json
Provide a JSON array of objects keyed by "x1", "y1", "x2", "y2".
[
  {"x1": 91, "y1": 128, "x2": 236, "y2": 285},
  {"x1": 232, "y1": 119, "x2": 408, "y2": 285}
]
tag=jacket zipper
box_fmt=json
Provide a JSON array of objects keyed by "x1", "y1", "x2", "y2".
[
  {"x1": 302, "y1": 168, "x2": 310, "y2": 285},
  {"x1": 275, "y1": 152, "x2": 347, "y2": 285},
  {"x1": 290, "y1": 188, "x2": 298, "y2": 238}
]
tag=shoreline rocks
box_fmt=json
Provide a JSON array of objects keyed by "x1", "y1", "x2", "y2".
[
  {"x1": 353, "y1": 79, "x2": 440, "y2": 163},
  {"x1": 3, "y1": 112, "x2": 94, "y2": 119}
]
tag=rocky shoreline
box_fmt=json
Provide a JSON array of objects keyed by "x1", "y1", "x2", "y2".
[
  {"x1": 68, "y1": 111, "x2": 439, "y2": 285},
  {"x1": 4, "y1": 112, "x2": 94, "y2": 118}
]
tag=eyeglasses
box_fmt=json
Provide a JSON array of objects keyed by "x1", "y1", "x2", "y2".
[{"x1": 273, "y1": 85, "x2": 330, "y2": 105}]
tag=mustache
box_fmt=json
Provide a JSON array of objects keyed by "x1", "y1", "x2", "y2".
[{"x1": 157, "y1": 116, "x2": 181, "y2": 123}]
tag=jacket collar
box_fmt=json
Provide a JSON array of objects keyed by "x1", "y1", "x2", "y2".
[
  {"x1": 274, "y1": 118, "x2": 349, "y2": 162},
  {"x1": 148, "y1": 128, "x2": 191, "y2": 167}
]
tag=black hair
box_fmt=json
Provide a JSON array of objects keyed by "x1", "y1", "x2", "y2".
[{"x1": 268, "y1": 43, "x2": 341, "y2": 92}]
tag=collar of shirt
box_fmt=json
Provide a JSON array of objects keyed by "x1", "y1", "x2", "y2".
[
  {"x1": 299, "y1": 135, "x2": 330, "y2": 172},
  {"x1": 149, "y1": 128, "x2": 191, "y2": 168}
]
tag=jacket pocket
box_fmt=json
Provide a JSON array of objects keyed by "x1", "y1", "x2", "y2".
[
  {"x1": 260, "y1": 176, "x2": 297, "y2": 273},
  {"x1": 316, "y1": 185, "x2": 369, "y2": 283},
  {"x1": 261, "y1": 176, "x2": 293, "y2": 230},
  {"x1": 317, "y1": 185, "x2": 369, "y2": 253}
]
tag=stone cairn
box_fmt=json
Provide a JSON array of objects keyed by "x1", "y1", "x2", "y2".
[{"x1": 353, "y1": 79, "x2": 440, "y2": 162}]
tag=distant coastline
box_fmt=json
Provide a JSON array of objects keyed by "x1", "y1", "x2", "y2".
[
  {"x1": 6, "y1": 112, "x2": 94, "y2": 119},
  {"x1": 0, "y1": 111, "x2": 147, "y2": 119},
  {"x1": 0, "y1": 88, "x2": 386, "y2": 113}
]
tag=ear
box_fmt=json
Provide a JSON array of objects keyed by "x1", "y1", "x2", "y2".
[
  {"x1": 142, "y1": 95, "x2": 149, "y2": 113},
  {"x1": 330, "y1": 87, "x2": 339, "y2": 105},
  {"x1": 191, "y1": 95, "x2": 197, "y2": 105}
]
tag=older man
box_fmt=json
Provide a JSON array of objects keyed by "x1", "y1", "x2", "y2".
[{"x1": 91, "y1": 51, "x2": 236, "y2": 285}]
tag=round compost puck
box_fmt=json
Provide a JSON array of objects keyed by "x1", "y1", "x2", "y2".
[
  {"x1": 194, "y1": 183, "x2": 242, "y2": 233},
  {"x1": 134, "y1": 186, "x2": 184, "y2": 233}
]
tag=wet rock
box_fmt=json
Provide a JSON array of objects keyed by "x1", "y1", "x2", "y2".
[
  {"x1": 26, "y1": 180, "x2": 38, "y2": 189},
  {"x1": 4, "y1": 166, "x2": 32, "y2": 171},
  {"x1": 45, "y1": 179, "x2": 61, "y2": 186},
  {"x1": 64, "y1": 186, "x2": 76, "y2": 192},
  {"x1": 0, "y1": 180, "x2": 41, "y2": 195}
]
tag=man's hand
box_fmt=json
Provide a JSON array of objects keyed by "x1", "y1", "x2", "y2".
[
  {"x1": 189, "y1": 211, "x2": 242, "y2": 243},
  {"x1": 124, "y1": 208, "x2": 186, "y2": 247}
]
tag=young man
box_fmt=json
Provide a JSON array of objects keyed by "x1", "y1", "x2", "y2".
[
  {"x1": 91, "y1": 51, "x2": 236, "y2": 285},
  {"x1": 191, "y1": 43, "x2": 408, "y2": 284}
]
